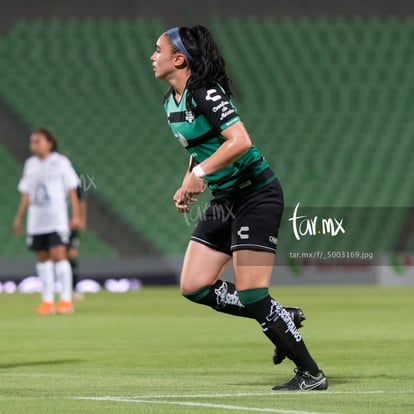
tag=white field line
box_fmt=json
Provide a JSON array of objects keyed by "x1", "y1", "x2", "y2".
[
  {"x1": 75, "y1": 396, "x2": 332, "y2": 414},
  {"x1": 76, "y1": 390, "x2": 413, "y2": 400},
  {"x1": 74, "y1": 390, "x2": 414, "y2": 414}
]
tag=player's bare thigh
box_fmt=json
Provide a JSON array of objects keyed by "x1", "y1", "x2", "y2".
[
  {"x1": 36, "y1": 250, "x2": 50, "y2": 262},
  {"x1": 35, "y1": 245, "x2": 67, "y2": 262},
  {"x1": 49, "y1": 245, "x2": 68, "y2": 262},
  {"x1": 180, "y1": 240, "x2": 231, "y2": 294},
  {"x1": 233, "y1": 250, "x2": 275, "y2": 291}
]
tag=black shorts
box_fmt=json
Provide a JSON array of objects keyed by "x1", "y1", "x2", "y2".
[
  {"x1": 191, "y1": 178, "x2": 284, "y2": 255},
  {"x1": 68, "y1": 230, "x2": 81, "y2": 250},
  {"x1": 26, "y1": 231, "x2": 70, "y2": 251}
]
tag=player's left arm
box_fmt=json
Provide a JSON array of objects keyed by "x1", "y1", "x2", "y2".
[
  {"x1": 74, "y1": 185, "x2": 87, "y2": 230},
  {"x1": 181, "y1": 87, "x2": 252, "y2": 197},
  {"x1": 181, "y1": 122, "x2": 251, "y2": 197},
  {"x1": 78, "y1": 198, "x2": 87, "y2": 230},
  {"x1": 62, "y1": 156, "x2": 82, "y2": 229},
  {"x1": 193, "y1": 86, "x2": 252, "y2": 175},
  {"x1": 68, "y1": 188, "x2": 81, "y2": 230},
  {"x1": 198, "y1": 121, "x2": 252, "y2": 175}
]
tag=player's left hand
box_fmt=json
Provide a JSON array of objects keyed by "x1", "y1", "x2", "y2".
[{"x1": 70, "y1": 215, "x2": 82, "y2": 230}]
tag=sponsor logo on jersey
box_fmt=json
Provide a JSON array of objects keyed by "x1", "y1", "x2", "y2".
[
  {"x1": 211, "y1": 97, "x2": 236, "y2": 121},
  {"x1": 220, "y1": 108, "x2": 235, "y2": 120},
  {"x1": 212, "y1": 100, "x2": 229, "y2": 112},
  {"x1": 33, "y1": 184, "x2": 50, "y2": 206},
  {"x1": 205, "y1": 88, "x2": 221, "y2": 102}
]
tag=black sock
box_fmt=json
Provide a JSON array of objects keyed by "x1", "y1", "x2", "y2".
[
  {"x1": 183, "y1": 280, "x2": 252, "y2": 318},
  {"x1": 244, "y1": 295, "x2": 319, "y2": 375},
  {"x1": 69, "y1": 258, "x2": 79, "y2": 290}
]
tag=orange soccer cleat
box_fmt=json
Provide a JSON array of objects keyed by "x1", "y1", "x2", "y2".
[
  {"x1": 36, "y1": 302, "x2": 55, "y2": 315},
  {"x1": 56, "y1": 300, "x2": 74, "y2": 314}
]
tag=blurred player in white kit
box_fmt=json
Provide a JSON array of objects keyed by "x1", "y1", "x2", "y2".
[{"x1": 14, "y1": 128, "x2": 81, "y2": 314}]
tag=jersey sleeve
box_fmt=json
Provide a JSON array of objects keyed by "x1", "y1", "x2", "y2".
[
  {"x1": 193, "y1": 86, "x2": 240, "y2": 131},
  {"x1": 17, "y1": 159, "x2": 32, "y2": 194},
  {"x1": 76, "y1": 184, "x2": 85, "y2": 199},
  {"x1": 61, "y1": 156, "x2": 80, "y2": 192}
]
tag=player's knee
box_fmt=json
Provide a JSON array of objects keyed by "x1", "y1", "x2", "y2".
[
  {"x1": 180, "y1": 272, "x2": 212, "y2": 296},
  {"x1": 180, "y1": 277, "x2": 194, "y2": 295},
  {"x1": 182, "y1": 285, "x2": 210, "y2": 304},
  {"x1": 50, "y1": 245, "x2": 68, "y2": 262},
  {"x1": 180, "y1": 275, "x2": 211, "y2": 303},
  {"x1": 180, "y1": 279, "x2": 204, "y2": 297}
]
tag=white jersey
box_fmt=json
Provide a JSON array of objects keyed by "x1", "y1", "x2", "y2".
[{"x1": 18, "y1": 152, "x2": 80, "y2": 235}]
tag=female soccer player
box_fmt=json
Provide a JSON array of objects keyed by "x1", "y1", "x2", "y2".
[
  {"x1": 151, "y1": 25, "x2": 328, "y2": 391},
  {"x1": 14, "y1": 128, "x2": 81, "y2": 315}
]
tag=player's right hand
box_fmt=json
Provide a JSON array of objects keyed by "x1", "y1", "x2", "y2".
[
  {"x1": 13, "y1": 216, "x2": 23, "y2": 235},
  {"x1": 173, "y1": 188, "x2": 197, "y2": 213}
]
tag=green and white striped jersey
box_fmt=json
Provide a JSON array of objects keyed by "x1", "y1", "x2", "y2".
[{"x1": 164, "y1": 84, "x2": 271, "y2": 190}]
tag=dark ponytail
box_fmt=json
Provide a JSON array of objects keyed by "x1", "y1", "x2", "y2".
[
  {"x1": 33, "y1": 128, "x2": 58, "y2": 152},
  {"x1": 171, "y1": 25, "x2": 232, "y2": 112}
]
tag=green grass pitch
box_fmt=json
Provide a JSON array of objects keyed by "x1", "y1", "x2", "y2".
[{"x1": 0, "y1": 286, "x2": 413, "y2": 414}]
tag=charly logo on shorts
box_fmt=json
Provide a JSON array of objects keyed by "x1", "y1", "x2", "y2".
[{"x1": 237, "y1": 226, "x2": 250, "y2": 240}]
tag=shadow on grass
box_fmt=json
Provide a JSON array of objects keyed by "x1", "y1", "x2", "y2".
[{"x1": 0, "y1": 359, "x2": 83, "y2": 369}]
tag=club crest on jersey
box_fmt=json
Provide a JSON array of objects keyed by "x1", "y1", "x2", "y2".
[
  {"x1": 185, "y1": 110, "x2": 195, "y2": 123},
  {"x1": 174, "y1": 132, "x2": 189, "y2": 148}
]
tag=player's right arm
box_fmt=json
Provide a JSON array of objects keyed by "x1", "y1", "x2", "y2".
[
  {"x1": 13, "y1": 193, "x2": 29, "y2": 235},
  {"x1": 14, "y1": 158, "x2": 32, "y2": 235}
]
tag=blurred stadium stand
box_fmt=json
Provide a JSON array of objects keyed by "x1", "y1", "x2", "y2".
[{"x1": 0, "y1": 0, "x2": 413, "y2": 284}]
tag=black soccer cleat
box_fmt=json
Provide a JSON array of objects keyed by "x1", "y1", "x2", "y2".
[
  {"x1": 272, "y1": 307, "x2": 306, "y2": 365},
  {"x1": 272, "y1": 369, "x2": 328, "y2": 391}
]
